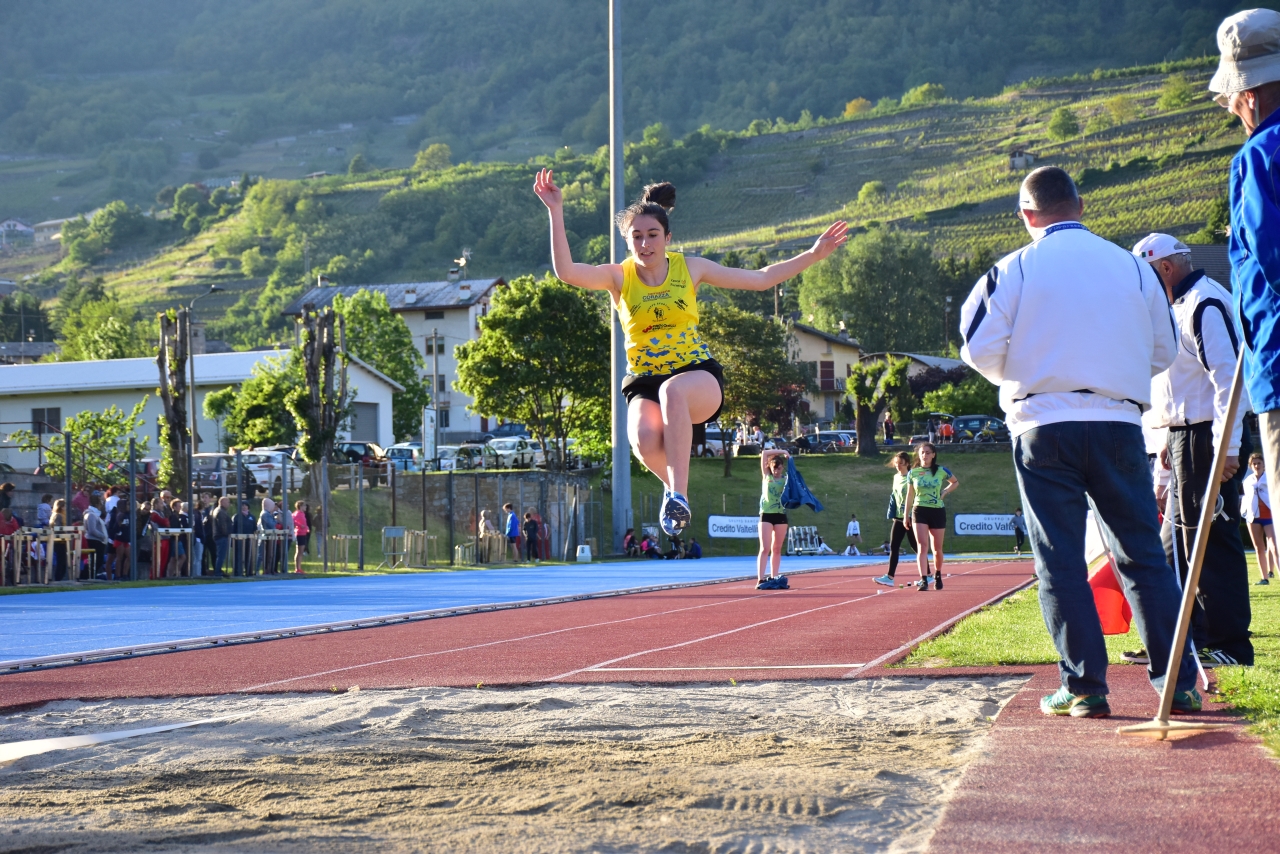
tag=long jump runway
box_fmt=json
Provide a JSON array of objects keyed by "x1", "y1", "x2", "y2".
[{"x1": 0, "y1": 560, "x2": 1033, "y2": 710}]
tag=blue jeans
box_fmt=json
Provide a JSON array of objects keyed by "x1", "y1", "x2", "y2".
[
  {"x1": 1014, "y1": 421, "x2": 1196, "y2": 696},
  {"x1": 214, "y1": 537, "x2": 229, "y2": 575}
]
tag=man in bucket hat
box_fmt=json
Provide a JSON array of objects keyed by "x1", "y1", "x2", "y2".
[{"x1": 1210, "y1": 9, "x2": 1280, "y2": 517}]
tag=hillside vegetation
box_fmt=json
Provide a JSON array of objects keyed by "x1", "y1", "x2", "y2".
[
  {"x1": 0, "y1": 0, "x2": 1232, "y2": 224},
  {"x1": 18, "y1": 60, "x2": 1232, "y2": 350}
]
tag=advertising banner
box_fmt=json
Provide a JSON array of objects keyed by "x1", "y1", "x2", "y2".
[
  {"x1": 953, "y1": 513, "x2": 1015, "y2": 536},
  {"x1": 708, "y1": 515, "x2": 759, "y2": 538}
]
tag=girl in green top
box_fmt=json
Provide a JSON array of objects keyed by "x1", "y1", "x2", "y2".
[
  {"x1": 903, "y1": 443, "x2": 959, "y2": 591},
  {"x1": 757, "y1": 448, "x2": 791, "y2": 590},
  {"x1": 873, "y1": 452, "x2": 919, "y2": 587}
]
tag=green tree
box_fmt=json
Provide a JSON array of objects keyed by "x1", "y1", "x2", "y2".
[
  {"x1": 348, "y1": 153, "x2": 371, "y2": 175},
  {"x1": 54, "y1": 297, "x2": 150, "y2": 362},
  {"x1": 1047, "y1": 107, "x2": 1080, "y2": 140},
  {"x1": 921, "y1": 372, "x2": 999, "y2": 417},
  {"x1": 0, "y1": 291, "x2": 53, "y2": 342},
  {"x1": 844, "y1": 97, "x2": 872, "y2": 117},
  {"x1": 699, "y1": 303, "x2": 812, "y2": 475},
  {"x1": 1186, "y1": 194, "x2": 1229, "y2": 245},
  {"x1": 413, "y1": 143, "x2": 452, "y2": 173},
  {"x1": 1105, "y1": 95, "x2": 1138, "y2": 125},
  {"x1": 221, "y1": 354, "x2": 303, "y2": 449},
  {"x1": 12, "y1": 399, "x2": 149, "y2": 484},
  {"x1": 845, "y1": 356, "x2": 911, "y2": 456},
  {"x1": 901, "y1": 83, "x2": 945, "y2": 108},
  {"x1": 330, "y1": 289, "x2": 431, "y2": 441},
  {"x1": 203, "y1": 385, "x2": 238, "y2": 450},
  {"x1": 858, "y1": 180, "x2": 887, "y2": 204},
  {"x1": 454, "y1": 275, "x2": 608, "y2": 470},
  {"x1": 1157, "y1": 73, "x2": 1194, "y2": 111},
  {"x1": 799, "y1": 227, "x2": 943, "y2": 353}
]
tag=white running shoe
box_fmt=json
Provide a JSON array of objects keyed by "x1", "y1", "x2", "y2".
[{"x1": 660, "y1": 491, "x2": 691, "y2": 535}]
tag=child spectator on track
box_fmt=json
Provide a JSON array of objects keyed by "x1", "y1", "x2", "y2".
[
  {"x1": 623, "y1": 527, "x2": 639, "y2": 557},
  {"x1": 845, "y1": 512, "x2": 862, "y2": 555},
  {"x1": 503, "y1": 503, "x2": 521, "y2": 562},
  {"x1": 292, "y1": 500, "x2": 310, "y2": 573},
  {"x1": 522, "y1": 512, "x2": 540, "y2": 563},
  {"x1": 36, "y1": 494, "x2": 52, "y2": 528}
]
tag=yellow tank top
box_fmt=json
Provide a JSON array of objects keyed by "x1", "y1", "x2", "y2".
[{"x1": 618, "y1": 252, "x2": 712, "y2": 376}]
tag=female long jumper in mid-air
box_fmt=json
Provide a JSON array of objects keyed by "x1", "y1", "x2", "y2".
[{"x1": 534, "y1": 169, "x2": 847, "y2": 536}]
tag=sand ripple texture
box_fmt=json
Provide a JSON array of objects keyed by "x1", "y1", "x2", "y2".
[{"x1": 0, "y1": 677, "x2": 1023, "y2": 853}]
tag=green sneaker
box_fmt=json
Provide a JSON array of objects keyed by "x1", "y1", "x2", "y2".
[
  {"x1": 1171, "y1": 688, "x2": 1203, "y2": 715},
  {"x1": 1040, "y1": 686, "x2": 1111, "y2": 718}
]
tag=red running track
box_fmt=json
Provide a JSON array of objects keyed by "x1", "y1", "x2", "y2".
[{"x1": 0, "y1": 560, "x2": 1033, "y2": 710}]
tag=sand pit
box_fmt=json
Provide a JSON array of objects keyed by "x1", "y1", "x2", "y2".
[{"x1": 0, "y1": 677, "x2": 1024, "y2": 852}]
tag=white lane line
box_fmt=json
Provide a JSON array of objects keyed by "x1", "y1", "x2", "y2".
[
  {"x1": 237, "y1": 573, "x2": 873, "y2": 691},
  {"x1": 0, "y1": 715, "x2": 245, "y2": 765},
  {"x1": 544, "y1": 590, "x2": 890, "y2": 681},
  {"x1": 588, "y1": 664, "x2": 866, "y2": 672},
  {"x1": 549, "y1": 561, "x2": 1022, "y2": 683},
  {"x1": 843, "y1": 568, "x2": 1037, "y2": 678}
]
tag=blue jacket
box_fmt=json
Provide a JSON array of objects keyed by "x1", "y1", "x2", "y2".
[
  {"x1": 1230, "y1": 107, "x2": 1280, "y2": 412},
  {"x1": 780, "y1": 456, "x2": 824, "y2": 513}
]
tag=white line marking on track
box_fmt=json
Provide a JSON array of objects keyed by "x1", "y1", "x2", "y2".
[
  {"x1": 548, "y1": 561, "x2": 1025, "y2": 683},
  {"x1": 236, "y1": 572, "x2": 875, "y2": 691},
  {"x1": 843, "y1": 565, "x2": 1037, "y2": 678},
  {"x1": 0, "y1": 715, "x2": 245, "y2": 765},
  {"x1": 589, "y1": 664, "x2": 867, "y2": 671}
]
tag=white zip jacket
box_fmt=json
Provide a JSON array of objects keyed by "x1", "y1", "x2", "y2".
[
  {"x1": 960, "y1": 222, "x2": 1177, "y2": 438},
  {"x1": 1147, "y1": 270, "x2": 1242, "y2": 455}
]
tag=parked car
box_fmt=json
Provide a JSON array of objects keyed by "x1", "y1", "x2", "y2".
[
  {"x1": 697, "y1": 428, "x2": 734, "y2": 457},
  {"x1": 241, "y1": 450, "x2": 306, "y2": 494},
  {"x1": 437, "y1": 443, "x2": 500, "y2": 470},
  {"x1": 815, "y1": 430, "x2": 855, "y2": 451},
  {"x1": 386, "y1": 442, "x2": 424, "y2": 472},
  {"x1": 538, "y1": 438, "x2": 580, "y2": 470},
  {"x1": 488, "y1": 437, "x2": 536, "y2": 468},
  {"x1": 482, "y1": 422, "x2": 530, "y2": 440},
  {"x1": 192, "y1": 453, "x2": 258, "y2": 494},
  {"x1": 334, "y1": 441, "x2": 387, "y2": 486},
  {"x1": 952, "y1": 415, "x2": 1010, "y2": 443}
]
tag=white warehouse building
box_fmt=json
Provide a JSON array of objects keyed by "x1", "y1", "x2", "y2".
[{"x1": 0, "y1": 350, "x2": 402, "y2": 471}]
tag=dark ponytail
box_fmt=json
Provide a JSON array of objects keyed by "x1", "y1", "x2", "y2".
[{"x1": 615, "y1": 182, "x2": 676, "y2": 235}]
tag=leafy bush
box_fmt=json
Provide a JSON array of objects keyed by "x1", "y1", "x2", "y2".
[
  {"x1": 901, "y1": 83, "x2": 946, "y2": 108},
  {"x1": 858, "y1": 181, "x2": 887, "y2": 203},
  {"x1": 921, "y1": 373, "x2": 999, "y2": 417},
  {"x1": 1157, "y1": 73, "x2": 1195, "y2": 111},
  {"x1": 843, "y1": 98, "x2": 872, "y2": 117},
  {"x1": 1105, "y1": 95, "x2": 1139, "y2": 124},
  {"x1": 1047, "y1": 107, "x2": 1080, "y2": 140},
  {"x1": 413, "y1": 143, "x2": 452, "y2": 173}
]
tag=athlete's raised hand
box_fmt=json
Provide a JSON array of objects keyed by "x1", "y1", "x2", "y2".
[
  {"x1": 808, "y1": 221, "x2": 849, "y2": 261},
  {"x1": 533, "y1": 168, "x2": 563, "y2": 212}
]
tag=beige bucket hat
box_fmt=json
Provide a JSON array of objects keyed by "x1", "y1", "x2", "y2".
[{"x1": 1210, "y1": 9, "x2": 1280, "y2": 103}]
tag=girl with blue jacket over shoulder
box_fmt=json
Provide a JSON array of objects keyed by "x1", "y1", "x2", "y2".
[
  {"x1": 757, "y1": 449, "x2": 791, "y2": 590},
  {"x1": 533, "y1": 169, "x2": 847, "y2": 538}
]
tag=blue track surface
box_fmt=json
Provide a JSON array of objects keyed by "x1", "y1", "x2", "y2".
[{"x1": 0, "y1": 556, "x2": 890, "y2": 662}]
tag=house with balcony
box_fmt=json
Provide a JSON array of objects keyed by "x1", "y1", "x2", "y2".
[
  {"x1": 789, "y1": 322, "x2": 862, "y2": 422},
  {"x1": 283, "y1": 277, "x2": 505, "y2": 443}
]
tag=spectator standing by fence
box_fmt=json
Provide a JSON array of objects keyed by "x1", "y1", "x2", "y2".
[
  {"x1": 503, "y1": 502, "x2": 520, "y2": 562},
  {"x1": 231, "y1": 500, "x2": 256, "y2": 575},
  {"x1": 84, "y1": 496, "x2": 108, "y2": 579},
  {"x1": 292, "y1": 500, "x2": 309, "y2": 573},
  {"x1": 211, "y1": 496, "x2": 232, "y2": 576},
  {"x1": 522, "y1": 512, "x2": 540, "y2": 563}
]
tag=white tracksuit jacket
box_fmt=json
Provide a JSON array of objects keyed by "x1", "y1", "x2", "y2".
[
  {"x1": 1146, "y1": 270, "x2": 1242, "y2": 455},
  {"x1": 959, "y1": 222, "x2": 1177, "y2": 438}
]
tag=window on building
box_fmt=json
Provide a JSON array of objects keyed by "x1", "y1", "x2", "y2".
[
  {"x1": 32, "y1": 407, "x2": 60, "y2": 435},
  {"x1": 820, "y1": 360, "x2": 835, "y2": 392},
  {"x1": 437, "y1": 374, "x2": 447, "y2": 392},
  {"x1": 439, "y1": 408, "x2": 451, "y2": 429},
  {"x1": 423, "y1": 310, "x2": 444, "y2": 320}
]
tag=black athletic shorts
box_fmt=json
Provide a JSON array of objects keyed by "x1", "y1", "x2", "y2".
[
  {"x1": 912, "y1": 505, "x2": 946, "y2": 530},
  {"x1": 621, "y1": 359, "x2": 725, "y2": 425},
  {"x1": 759, "y1": 512, "x2": 789, "y2": 526}
]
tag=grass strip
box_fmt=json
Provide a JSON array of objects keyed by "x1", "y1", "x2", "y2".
[{"x1": 902, "y1": 554, "x2": 1280, "y2": 754}]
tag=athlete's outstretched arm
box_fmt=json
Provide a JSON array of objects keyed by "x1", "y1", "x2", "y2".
[
  {"x1": 533, "y1": 168, "x2": 619, "y2": 292},
  {"x1": 689, "y1": 221, "x2": 849, "y2": 291}
]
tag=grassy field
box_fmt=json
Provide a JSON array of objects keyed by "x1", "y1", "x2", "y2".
[
  {"x1": 902, "y1": 554, "x2": 1280, "y2": 754},
  {"x1": 618, "y1": 447, "x2": 1020, "y2": 558}
]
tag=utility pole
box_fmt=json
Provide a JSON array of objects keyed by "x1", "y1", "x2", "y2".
[
  {"x1": 608, "y1": 0, "x2": 632, "y2": 553},
  {"x1": 432, "y1": 327, "x2": 440, "y2": 459}
]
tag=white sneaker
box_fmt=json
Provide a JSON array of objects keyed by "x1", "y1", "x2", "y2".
[{"x1": 873, "y1": 574, "x2": 894, "y2": 586}]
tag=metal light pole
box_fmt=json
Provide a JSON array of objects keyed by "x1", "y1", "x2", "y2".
[
  {"x1": 608, "y1": 0, "x2": 632, "y2": 553},
  {"x1": 944, "y1": 295, "x2": 953, "y2": 353}
]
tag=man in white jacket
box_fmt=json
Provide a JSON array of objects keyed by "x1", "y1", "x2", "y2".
[
  {"x1": 1136, "y1": 232, "x2": 1253, "y2": 667},
  {"x1": 960, "y1": 167, "x2": 1199, "y2": 718}
]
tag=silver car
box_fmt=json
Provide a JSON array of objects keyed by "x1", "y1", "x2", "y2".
[{"x1": 488, "y1": 437, "x2": 536, "y2": 469}]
